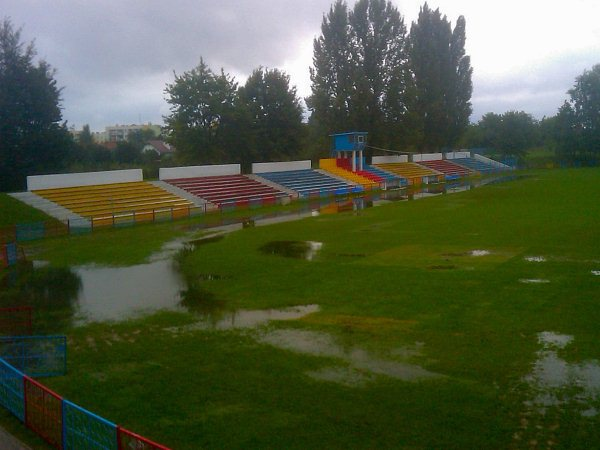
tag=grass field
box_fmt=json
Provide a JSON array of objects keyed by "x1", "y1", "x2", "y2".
[{"x1": 1, "y1": 168, "x2": 600, "y2": 449}]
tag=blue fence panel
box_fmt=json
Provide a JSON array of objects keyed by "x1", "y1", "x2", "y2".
[
  {"x1": 0, "y1": 358, "x2": 25, "y2": 421},
  {"x1": 63, "y1": 400, "x2": 117, "y2": 450},
  {"x1": 0, "y1": 336, "x2": 67, "y2": 377},
  {"x1": 5, "y1": 242, "x2": 17, "y2": 266},
  {"x1": 15, "y1": 222, "x2": 45, "y2": 242}
]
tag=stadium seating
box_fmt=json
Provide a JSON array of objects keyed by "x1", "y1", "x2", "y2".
[
  {"x1": 373, "y1": 162, "x2": 444, "y2": 185},
  {"x1": 319, "y1": 158, "x2": 380, "y2": 189},
  {"x1": 164, "y1": 174, "x2": 290, "y2": 207},
  {"x1": 256, "y1": 169, "x2": 361, "y2": 197},
  {"x1": 418, "y1": 159, "x2": 473, "y2": 180},
  {"x1": 33, "y1": 181, "x2": 196, "y2": 223},
  {"x1": 450, "y1": 157, "x2": 499, "y2": 173}
]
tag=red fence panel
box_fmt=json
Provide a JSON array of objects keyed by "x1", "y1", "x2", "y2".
[
  {"x1": 24, "y1": 376, "x2": 63, "y2": 449},
  {"x1": 0, "y1": 306, "x2": 33, "y2": 336},
  {"x1": 117, "y1": 426, "x2": 171, "y2": 450},
  {"x1": 0, "y1": 244, "x2": 7, "y2": 268}
]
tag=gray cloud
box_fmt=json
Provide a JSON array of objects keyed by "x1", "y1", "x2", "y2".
[
  {"x1": 4, "y1": 1, "x2": 599, "y2": 131},
  {"x1": 471, "y1": 50, "x2": 597, "y2": 121}
]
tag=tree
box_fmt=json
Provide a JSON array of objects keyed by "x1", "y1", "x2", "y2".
[
  {"x1": 409, "y1": 3, "x2": 472, "y2": 151},
  {"x1": 306, "y1": 0, "x2": 353, "y2": 145},
  {"x1": 0, "y1": 18, "x2": 72, "y2": 191},
  {"x1": 466, "y1": 111, "x2": 539, "y2": 159},
  {"x1": 307, "y1": 0, "x2": 412, "y2": 153},
  {"x1": 569, "y1": 64, "x2": 600, "y2": 158},
  {"x1": 348, "y1": 0, "x2": 411, "y2": 152},
  {"x1": 237, "y1": 67, "x2": 304, "y2": 163},
  {"x1": 163, "y1": 58, "x2": 238, "y2": 164}
]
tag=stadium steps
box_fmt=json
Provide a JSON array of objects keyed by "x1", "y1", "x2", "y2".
[
  {"x1": 164, "y1": 174, "x2": 291, "y2": 207},
  {"x1": 373, "y1": 162, "x2": 444, "y2": 185},
  {"x1": 418, "y1": 159, "x2": 473, "y2": 180},
  {"x1": 257, "y1": 169, "x2": 360, "y2": 197},
  {"x1": 8, "y1": 191, "x2": 86, "y2": 224},
  {"x1": 319, "y1": 158, "x2": 379, "y2": 189}
]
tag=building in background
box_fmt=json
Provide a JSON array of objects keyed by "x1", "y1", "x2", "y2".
[{"x1": 70, "y1": 123, "x2": 162, "y2": 143}]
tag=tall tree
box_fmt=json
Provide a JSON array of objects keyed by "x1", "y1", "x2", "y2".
[
  {"x1": 237, "y1": 67, "x2": 304, "y2": 163},
  {"x1": 163, "y1": 58, "x2": 238, "y2": 164},
  {"x1": 308, "y1": 0, "x2": 413, "y2": 153},
  {"x1": 409, "y1": 3, "x2": 472, "y2": 151},
  {"x1": 306, "y1": 0, "x2": 353, "y2": 144},
  {"x1": 0, "y1": 18, "x2": 72, "y2": 191},
  {"x1": 348, "y1": 0, "x2": 410, "y2": 151},
  {"x1": 567, "y1": 64, "x2": 600, "y2": 157}
]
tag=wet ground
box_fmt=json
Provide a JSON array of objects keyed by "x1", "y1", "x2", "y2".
[{"x1": 2, "y1": 175, "x2": 525, "y2": 325}]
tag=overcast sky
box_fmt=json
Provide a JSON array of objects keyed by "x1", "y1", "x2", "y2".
[{"x1": 4, "y1": 0, "x2": 600, "y2": 132}]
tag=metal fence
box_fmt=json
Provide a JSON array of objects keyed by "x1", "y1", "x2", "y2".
[
  {"x1": 0, "y1": 204, "x2": 209, "y2": 246},
  {"x1": 0, "y1": 335, "x2": 67, "y2": 377}
]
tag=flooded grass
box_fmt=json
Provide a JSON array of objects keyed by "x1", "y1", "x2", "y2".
[
  {"x1": 7, "y1": 168, "x2": 600, "y2": 449},
  {"x1": 259, "y1": 240, "x2": 323, "y2": 260}
]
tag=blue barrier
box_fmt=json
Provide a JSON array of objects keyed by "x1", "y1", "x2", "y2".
[
  {"x1": 15, "y1": 222, "x2": 45, "y2": 242},
  {"x1": 63, "y1": 400, "x2": 118, "y2": 450},
  {"x1": 0, "y1": 335, "x2": 67, "y2": 377},
  {"x1": 0, "y1": 358, "x2": 25, "y2": 421},
  {"x1": 6, "y1": 242, "x2": 17, "y2": 266}
]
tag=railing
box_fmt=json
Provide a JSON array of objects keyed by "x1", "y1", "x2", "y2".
[
  {"x1": 0, "y1": 358, "x2": 171, "y2": 449},
  {"x1": 0, "y1": 306, "x2": 171, "y2": 449},
  {"x1": 0, "y1": 204, "x2": 209, "y2": 245}
]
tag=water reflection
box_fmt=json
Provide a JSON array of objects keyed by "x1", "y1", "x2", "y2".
[
  {"x1": 73, "y1": 259, "x2": 186, "y2": 323},
  {"x1": 523, "y1": 331, "x2": 600, "y2": 416},
  {"x1": 183, "y1": 175, "x2": 525, "y2": 233},
  {"x1": 258, "y1": 328, "x2": 441, "y2": 386},
  {"x1": 0, "y1": 262, "x2": 80, "y2": 332},
  {"x1": 259, "y1": 241, "x2": 323, "y2": 260},
  {"x1": 167, "y1": 304, "x2": 320, "y2": 332}
]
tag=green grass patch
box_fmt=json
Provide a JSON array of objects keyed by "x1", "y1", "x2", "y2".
[{"x1": 0, "y1": 193, "x2": 56, "y2": 227}]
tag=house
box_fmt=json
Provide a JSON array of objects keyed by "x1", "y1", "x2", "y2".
[{"x1": 142, "y1": 140, "x2": 175, "y2": 158}]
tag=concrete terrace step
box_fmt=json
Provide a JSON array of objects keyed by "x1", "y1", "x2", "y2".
[{"x1": 9, "y1": 191, "x2": 86, "y2": 224}]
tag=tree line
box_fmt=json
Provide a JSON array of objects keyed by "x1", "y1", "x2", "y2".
[{"x1": 1, "y1": 1, "x2": 600, "y2": 192}]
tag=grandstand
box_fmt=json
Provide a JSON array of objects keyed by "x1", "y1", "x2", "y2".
[
  {"x1": 32, "y1": 181, "x2": 196, "y2": 225},
  {"x1": 256, "y1": 169, "x2": 361, "y2": 198},
  {"x1": 373, "y1": 162, "x2": 444, "y2": 185},
  {"x1": 418, "y1": 159, "x2": 473, "y2": 180},
  {"x1": 319, "y1": 158, "x2": 380, "y2": 189},
  {"x1": 450, "y1": 158, "x2": 496, "y2": 174},
  {"x1": 163, "y1": 174, "x2": 291, "y2": 207}
]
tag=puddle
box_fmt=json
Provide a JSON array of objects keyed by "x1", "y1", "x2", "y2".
[
  {"x1": 519, "y1": 279, "x2": 550, "y2": 284},
  {"x1": 259, "y1": 241, "x2": 323, "y2": 261},
  {"x1": 167, "y1": 304, "x2": 319, "y2": 332},
  {"x1": 470, "y1": 250, "x2": 491, "y2": 257},
  {"x1": 0, "y1": 263, "x2": 81, "y2": 332},
  {"x1": 74, "y1": 259, "x2": 186, "y2": 323},
  {"x1": 258, "y1": 328, "x2": 441, "y2": 385},
  {"x1": 525, "y1": 256, "x2": 546, "y2": 262},
  {"x1": 523, "y1": 332, "x2": 600, "y2": 417}
]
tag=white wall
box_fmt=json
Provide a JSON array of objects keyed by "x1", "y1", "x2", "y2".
[
  {"x1": 252, "y1": 160, "x2": 312, "y2": 173},
  {"x1": 445, "y1": 151, "x2": 471, "y2": 160},
  {"x1": 412, "y1": 153, "x2": 442, "y2": 162},
  {"x1": 159, "y1": 164, "x2": 241, "y2": 180},
  {"x1": 27, "y1": 169, "x2": 143, "y2": 191},
  {"x1": 371, "y1": 155, "x2": 408, "y2": 164}
]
